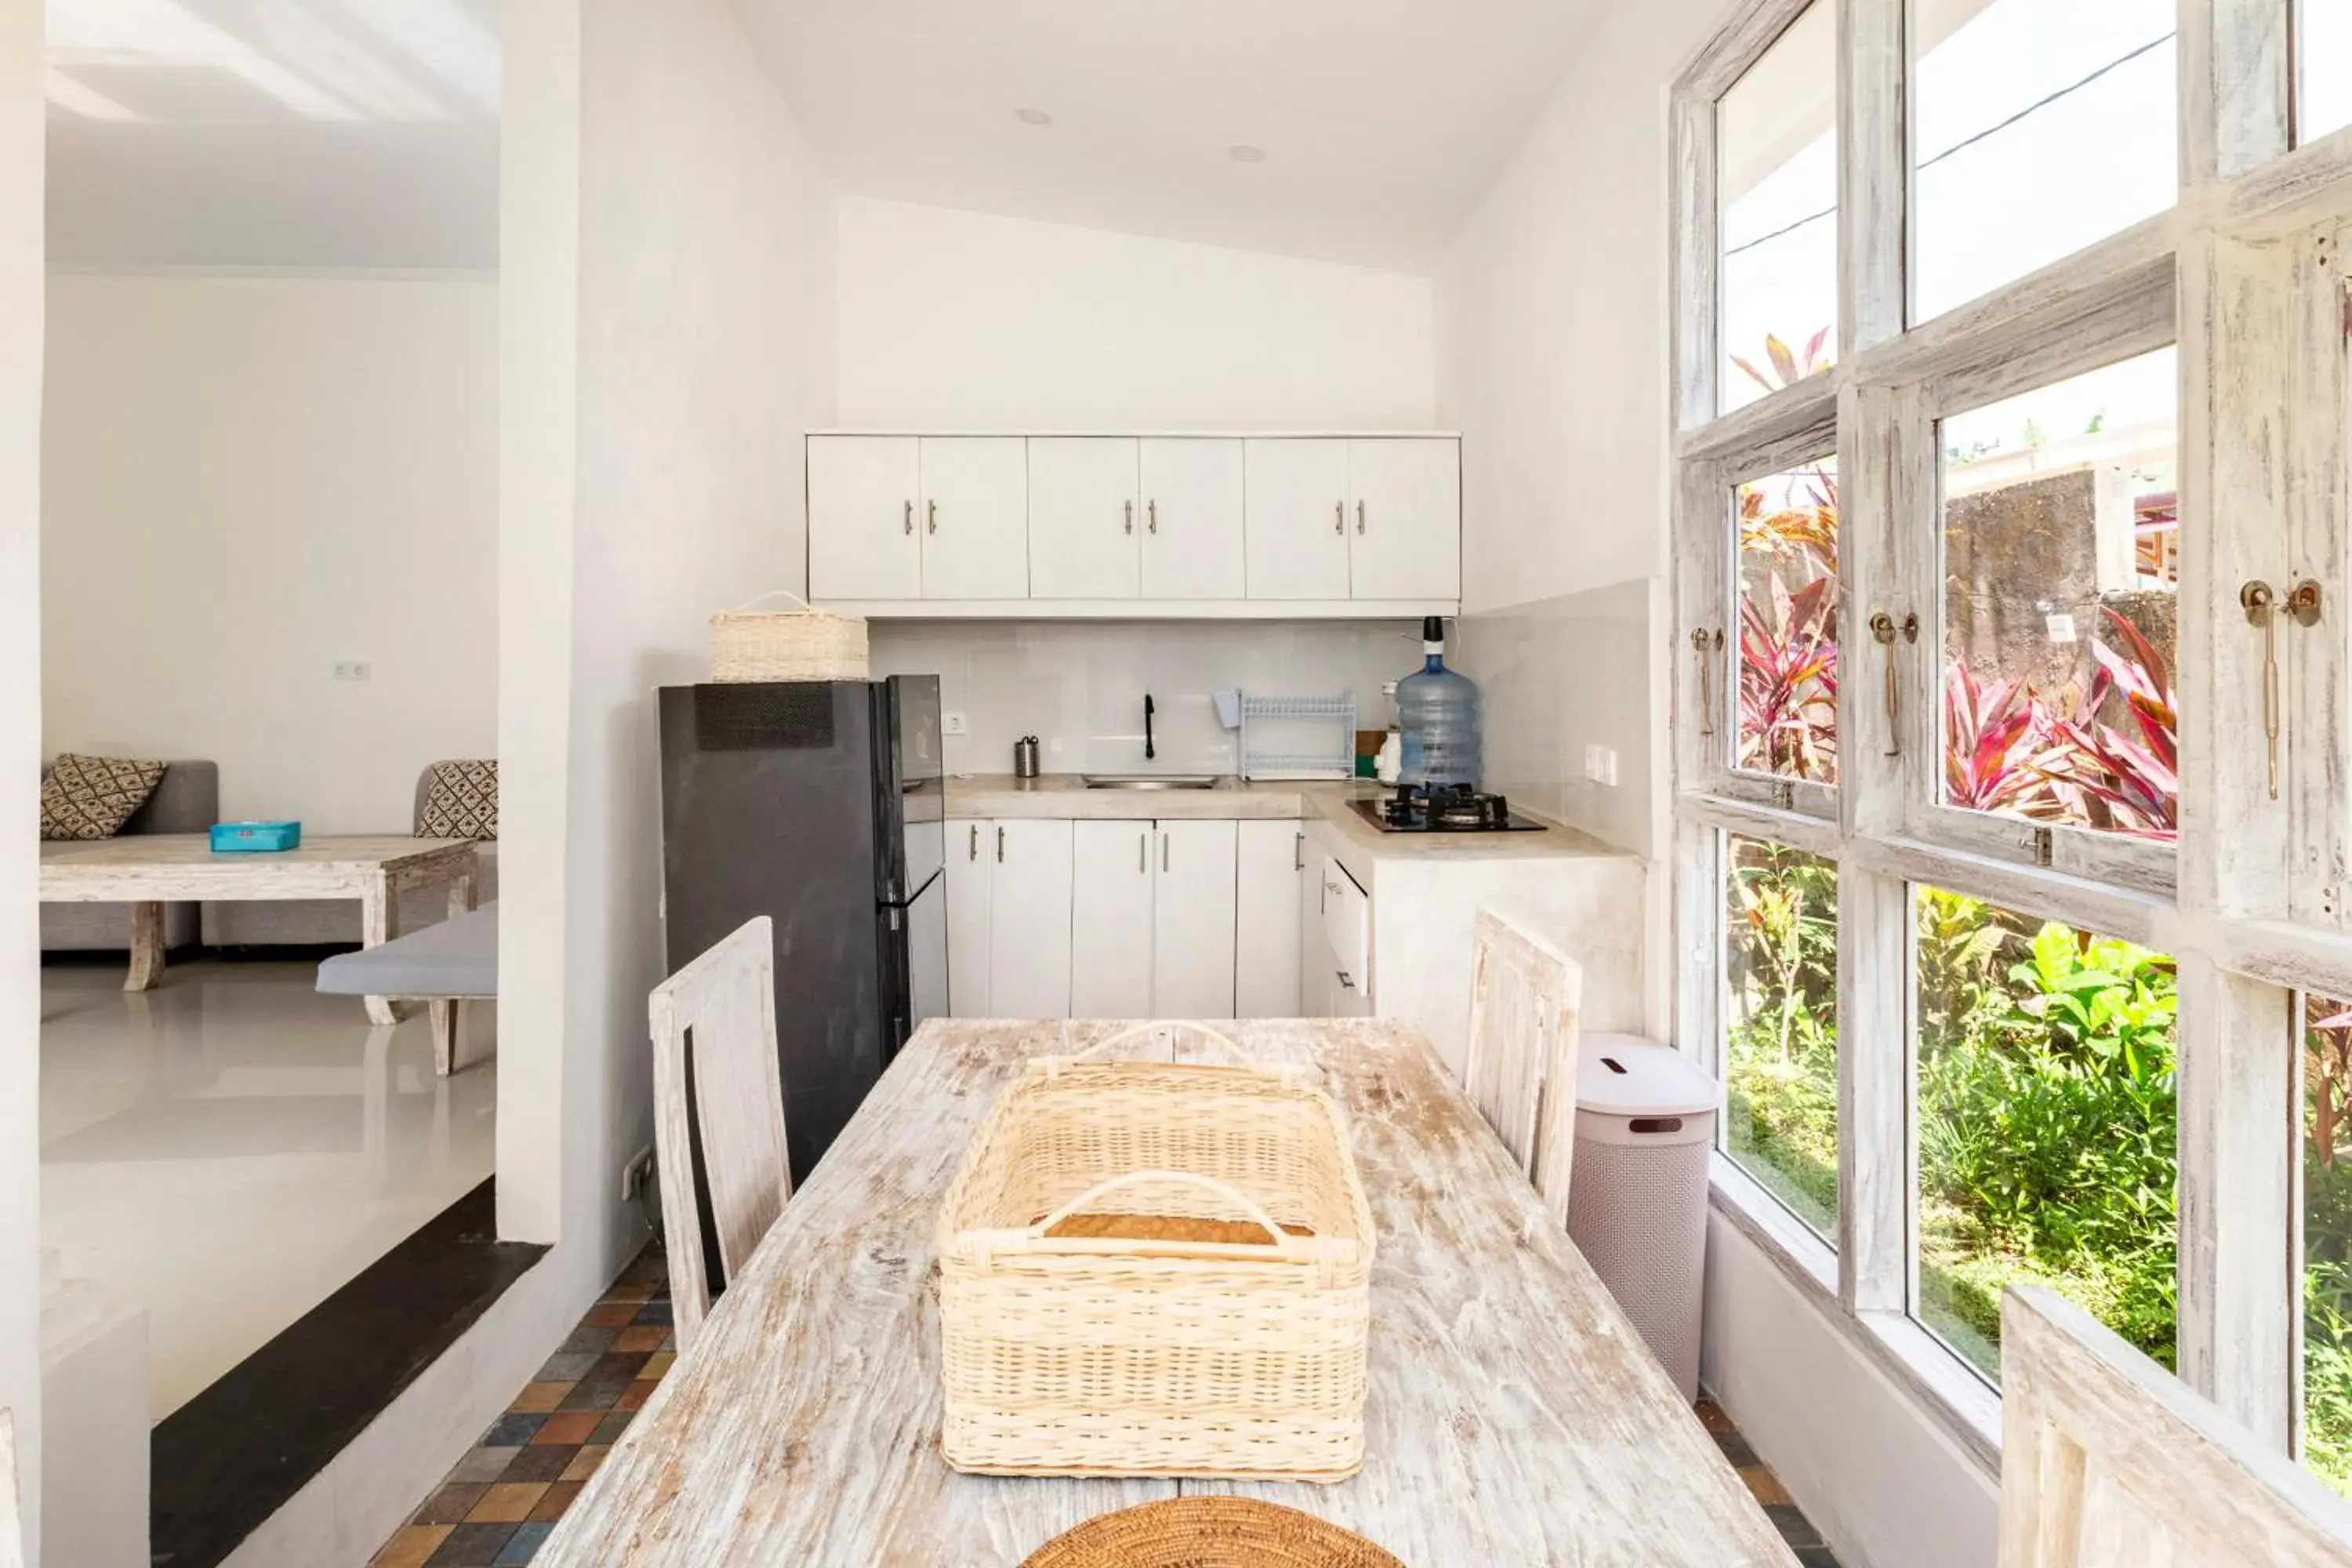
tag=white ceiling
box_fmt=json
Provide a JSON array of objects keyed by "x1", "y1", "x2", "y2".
[
  {"x1": 44, "y1": 0, "x2": 500, "y2": 270},
  {"x1": 42, "y1": 2, "x2": 1600, "y2": 275},
  {"x1": 736, "y1": 0, "x2": 1603, "y2": 274}
]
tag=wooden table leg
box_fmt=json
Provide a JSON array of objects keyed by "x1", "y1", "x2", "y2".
[
  {"x1": 361, "y1": 873, "x2": 407, "y2": 1026},
  {"x1": 125, "y1": 902, "x2": 166, "y2": 993},
  {"x1": 430, "y1": 1000, "x2": 461, "y2": 1077},
  {"x1": 448, "y1": 858, "x2": 480, "y2": 920}
]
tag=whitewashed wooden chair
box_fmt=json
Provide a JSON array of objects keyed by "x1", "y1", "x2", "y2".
[
  {"x1": 1998, "y1": 1283, "x2": 2352, "y2": 1566},
  {"x1": 648, "y1": 916, "x2": 792, "y2": 1349},
  {"x1": 1461, "y1": 908, "x2": 1584, "y2": 1227},
  {"x1": 0, "y1": 1407, "x2": 23, "y2": 1568}
]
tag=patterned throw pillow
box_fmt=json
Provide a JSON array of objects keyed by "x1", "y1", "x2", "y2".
[
  {"x1": 40, "y1": 754, "x2": 168, "y2": 841},
  {"x1": 420, "y1": 759, "x2": 498, "y2": 840}
]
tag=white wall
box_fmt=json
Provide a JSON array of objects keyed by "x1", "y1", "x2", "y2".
[
  {"x1": 499, "y1": 0, "x2": 836, "y2": 1260},
  {"x1": 1434, "y1": 0, "x2": 1698, "y2": 612},
  {"x1": 834, "y1": 196, "x2": 1434, "y2": 430},
  {"x1": 41, "y1": 276, "x2": 499, "y2": 831},
  {"x1": 1704, "y1": 1216, "x2": 2000, "y2": 1568},
  {"x1": 1, "y1": 0, "x2": 42, "y2": 1550}
]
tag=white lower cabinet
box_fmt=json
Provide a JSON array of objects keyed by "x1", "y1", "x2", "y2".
[
  {"x1": 985, "y1": 819, "x2": 1074, "y2": 1018},
  {"x1": 1154, "y1": 820, "x2": 1238, "y2": 1018},
  {"x1": 1298, "y1": 838, "x2": 1371, "y2": 1019},
  {"x1": 946, "y1": 815, "x2": 1296, "y2": 1021},
  {"x1": 1072, "y1": 821, "x2": 1157, "y2": 1017},
  {"x1": 1236, "y1": 819, "x2": 1304, "y2": 1016},
  {"x1": 945, "y1": 819, "x2": 992, "y2": 1016}
]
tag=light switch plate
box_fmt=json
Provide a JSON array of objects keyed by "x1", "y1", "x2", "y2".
[{"x1": 942, "y1": 712, "x2": 968, "y2": 735}]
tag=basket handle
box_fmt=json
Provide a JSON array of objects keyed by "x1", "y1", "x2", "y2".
[
  {"x1": 728, "y1": 589, "x2": 815, "y2": 614},
  {"x1": 1041, "y1": 1021, "x2": 1274, "y2": 1078},
  {"x1": 1025, "y1": 1170, "x2": 1293, "y2": 1254}
]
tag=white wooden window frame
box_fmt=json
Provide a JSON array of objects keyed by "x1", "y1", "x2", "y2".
[{"x1": 1671, "y1": 0, "x2": 2352, "y2": 1472}]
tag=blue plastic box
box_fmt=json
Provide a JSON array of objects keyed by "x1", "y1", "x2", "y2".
[{"x1": 211, "y1": 820, "x2": 302, "y2": 853}]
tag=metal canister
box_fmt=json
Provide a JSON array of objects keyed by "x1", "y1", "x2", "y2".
[{"x1": 1013, "y1": 735, "x2": 1041, "y2": 779}]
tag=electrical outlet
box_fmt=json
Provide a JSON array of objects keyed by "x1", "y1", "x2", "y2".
[
  {"x1": 620, "y1": 1145, "x2": 655, "y2": 1203},
  {"x1": 1584, "y1": 745, "x2": 1620, "y2": 787},
  {"x1": 942, "y1": 711, "x2": 968, "y2": 735},
  {"x1": 333, "y1": 661, "x2": 372, "y2": 682}
]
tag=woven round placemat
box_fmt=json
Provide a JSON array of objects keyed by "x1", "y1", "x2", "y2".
[{"x1": 1018, "y1": 1498, "x2": 1405, "y2": 1568}]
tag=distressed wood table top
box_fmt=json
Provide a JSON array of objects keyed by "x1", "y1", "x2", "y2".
[
  {"x1": 540, "y1": 1018, "x2": 1799, "y2": 1568},
  {"x1": 38, "y1": 833, "x2": 474, "y2": 900}
]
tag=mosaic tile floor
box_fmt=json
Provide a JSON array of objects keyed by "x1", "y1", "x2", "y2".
[
  {"x1": 368, "y1": 1249, "x2": 671, "y2": 1567},
  {"x1": 376, "y1": 1247, "x2": 1842, "y2": 1567},
  {"x1": 1697, "y1": 1399, "x2": 1845, "y2": 1567}
]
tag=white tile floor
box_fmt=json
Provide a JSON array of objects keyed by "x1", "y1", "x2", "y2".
[{"x1": 41, "y1": 956, "x2": 497, "y2": 1418}]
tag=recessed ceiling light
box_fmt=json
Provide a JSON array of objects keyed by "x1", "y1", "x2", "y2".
[
  {"x1": 1229, "y1": 144, "x2": 1267, "y2": 163},
  {"x1": 1015, "y1": 107, "x2": 1052, "y2": 126}
]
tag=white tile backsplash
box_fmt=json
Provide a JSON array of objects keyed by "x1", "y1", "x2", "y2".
[
  {"x1": 869, "y1": 620, "x2": 1428, "y2": 776},
  {"x1": 1455, "y1": 579, "x2": 1661, "y2": 857}
]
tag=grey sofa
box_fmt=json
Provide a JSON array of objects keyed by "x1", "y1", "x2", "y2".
[
  {"x1": 40, "y1": 760, "x2": 220, "y2": 953},
  {"x1": 202, "y1": 765, "x2": 499, "y2": 948}
]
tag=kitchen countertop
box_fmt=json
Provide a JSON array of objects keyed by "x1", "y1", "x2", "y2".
[{"x1": 940, "y1": 775, "x2": 1630, "y2": 862}]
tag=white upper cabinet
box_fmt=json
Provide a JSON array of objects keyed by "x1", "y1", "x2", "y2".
[
  {"x1": 1243, "y1": 438, "x2": 1353, "y2": 600},
  {"x1": 1140, "y1": 438, "x2": 1245, "y2": 600},
  {"x1": 1348, "y1": 438, "x2": 1461, "y2": 601},
  {"x1": 807, "y1": 433, "x2": 1457, "y2": 615},
  {"x1": 1029, "y1": 438, "x2": 1141, "y2": 599},
  {"x1": 808, "y1": 436, "x2": 920, "y2": 601},
  {"x1": 920, "y1": 437, "x2": 1029, "y2": 600}
]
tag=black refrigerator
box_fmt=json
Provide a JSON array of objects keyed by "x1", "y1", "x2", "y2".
[{"x1": 656, "y1": 677, "x2": 946, "y2": 1185}]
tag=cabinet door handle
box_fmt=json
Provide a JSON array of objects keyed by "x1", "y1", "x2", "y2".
[
  {"x1": 1294, "y1": 831, "x2": 1304, "y2": 871},
  {"x1": 968, "y1": 823, "x2": 978, "y2": 861},
  {"x1": 996, "y1": 825, "x2": 1004, "y2": 863},
  {"x1": 1147, "y1": 499, "x2": 1158, "y2": 535},
  {"x1": 1124, "y1": 499, "x2": 1134, "y2": 535},
  {"x1": 1162, "y1": 833, "x2": 1171, "y2": 873},
  {"x1": 903, "y1": 500, "x2": 913, "y2": 536},
  {"x1": 1356, "y1": 500, "x2": 1367, "y2": 535},
  {"x1": 1139, "y1": 832, "x2": 1147, "y2": 873},
  {"x1": 1334, "y1": 502, "x2": 1345, "y2": 535},
  {"x1": 1336, "y1": 970, "x2": 1354, "y2": 989},
  {"x1": 928, "y1": 500, "x2": 938, "y2": 535}
]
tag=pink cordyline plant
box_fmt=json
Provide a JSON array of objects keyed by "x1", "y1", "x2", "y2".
[{"x1": 1738, "y1": 573, "x2": 1839, "y2": 782}]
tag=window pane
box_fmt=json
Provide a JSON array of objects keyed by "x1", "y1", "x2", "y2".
[
  {"x1": 1940, "y1": 349, "x2": 2178, "y2": 839},
  {"x1": 1913, "y1": 0, "x2": 2177, "y2": 321},
  {"x1": 1723, "y1": 836, "x2": 1839, "y2": 1237},
  {"x1": 2306, "y1": 993, "x2": 2352, "y2": 1495},
  {"x1": 1737, "y1": 458, "x2": 1840, "y2": 783},
  {"x1": 1719, "y1": 1, "x2": 1837, "y2": 413},
  {"x1": 2304, "y1": 2, "x2": 2352, "y2": 146},
  {"x1": 1915, "y1": 889, "x2": 2177, "y2": 1381}
]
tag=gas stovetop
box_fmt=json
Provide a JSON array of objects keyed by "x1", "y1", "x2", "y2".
[{"x1": 1349, "y1": 784, "x2": 1548, "y2": 833}]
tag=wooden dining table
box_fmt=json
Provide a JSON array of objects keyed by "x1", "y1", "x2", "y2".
[{"x1": 538, "y1": 1018, "x2": 1801, "y2": 1566}]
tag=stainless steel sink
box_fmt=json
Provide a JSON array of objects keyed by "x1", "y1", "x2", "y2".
[{"x1": 1076, "y1": 773, "x2": 1225, "y2": 790}]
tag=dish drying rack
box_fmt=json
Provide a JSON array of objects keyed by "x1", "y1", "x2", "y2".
[{"x1": 1221, "y1": 693, "x2": 1357, "y2": 781}]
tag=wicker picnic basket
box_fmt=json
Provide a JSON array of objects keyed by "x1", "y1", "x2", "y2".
[
  {"x1": 936, "y1": 1023, "x2": 1375, "y2": 1483},
  {"x1": 710, "y1": 590, "x2": 868, "y2": 682}
]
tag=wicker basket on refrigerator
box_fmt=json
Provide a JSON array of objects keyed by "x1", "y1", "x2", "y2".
[
  {"x1": 935, "y1": 1023, "x2": 1375, "y2": 1483},
  {"x1": 709, "y1": 590, "x2": 868, "y2": 681}
]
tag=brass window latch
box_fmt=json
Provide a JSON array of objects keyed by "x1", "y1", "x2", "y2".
[
  {"x1": 2241, "y1": 578, "x2": 2325, "y2": 800},
  {"x1": 1690, "y1": 627, "x2": 1726, "y2": 738},
  {"x1": 1868, "y1": 611, "x2": 1920, "y2": 758}
]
